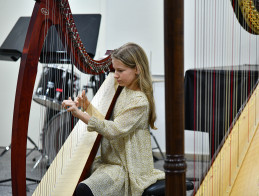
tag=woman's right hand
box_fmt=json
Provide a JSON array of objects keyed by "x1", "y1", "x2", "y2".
[{"x1": 76, "y1": 90, "x2": 90, "y2": 112}]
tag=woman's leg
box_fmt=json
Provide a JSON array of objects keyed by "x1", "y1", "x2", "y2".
[{"x1": 74, "y1": 183, "x2": 94, "y2": 196}]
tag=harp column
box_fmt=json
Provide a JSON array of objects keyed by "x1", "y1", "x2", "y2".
[{"x1": 164, "y1": 0, "x2": 186, "y2": 195}]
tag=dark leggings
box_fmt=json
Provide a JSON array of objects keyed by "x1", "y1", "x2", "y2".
[{"x1": 74, "y1": 183, "x2": 94, "y2": 196}]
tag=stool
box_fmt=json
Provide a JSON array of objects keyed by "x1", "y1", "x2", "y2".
[{"x1": 142, "y1": 179, "x2": 194, "y2": 196}]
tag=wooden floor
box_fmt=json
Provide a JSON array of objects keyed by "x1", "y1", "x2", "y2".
[
  {"x1": 0, "y1": 147, "x2": 196, "y2": 196},
  {"x1": 0, "y1": 147, "x2": 42, "y2": 196}
]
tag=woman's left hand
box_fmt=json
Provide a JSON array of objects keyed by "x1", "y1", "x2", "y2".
[{"x1": 62, "y1": 97, "x2": 81, "y2": 118}]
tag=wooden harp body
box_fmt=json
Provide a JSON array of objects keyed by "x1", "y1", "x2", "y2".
[
  {"x1": 11, "y1": 0, "x2": 114, "y2": 195},
  {"x1": 13, "y1": 0, "x2": 259, "y2": 195}
]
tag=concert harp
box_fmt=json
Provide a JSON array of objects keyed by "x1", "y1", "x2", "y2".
[
  {"x1": 183, "y1": 0, "x2": 259, "y2": 195},
  {"x1": 11, "y1": 0, "x2": 120, "y2": 195},
  {"x1": 13, "y1": 0, "x2": 259, "y2": 195}
]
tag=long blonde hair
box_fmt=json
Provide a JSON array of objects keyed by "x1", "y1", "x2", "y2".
[{"x1": 111, "y1": 42, "x2": 157, "y2": 130}]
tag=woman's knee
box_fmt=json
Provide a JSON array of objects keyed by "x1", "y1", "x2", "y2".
[{"x1": 74, "y1": 183, "x2": 94, "y2": 196}]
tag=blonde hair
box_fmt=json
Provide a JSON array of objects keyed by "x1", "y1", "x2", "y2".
[{"x1": 111, "y1": 42, "x2": 157, "y2": 130}]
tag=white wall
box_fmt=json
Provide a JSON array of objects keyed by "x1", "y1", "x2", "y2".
[
  {"x1": 184, "y1": 0, "x2": 259, "y2": 72},
  {"x1": 2, "y1": 0, "x2": 258, "y2": 156},
  {"x1": 0, "y1": 1, "x2": 35, "y2": 149},
  {"x1": 0, "y1": 1, "x2": 165, "y2": 152},
  {"x1": 152, "y1": 79, "x2": 165, "y2": 153},
  {"x1": 102, "y1": 0, "x2": 165, "y2": 152},
  {"x1": 104, "y1": 0, "x2": 164, "y2": 75}
]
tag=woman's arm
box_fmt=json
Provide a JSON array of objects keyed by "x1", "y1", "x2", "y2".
[{"x1": 87, "y1": 95, "x2": 149, "y2": 140}]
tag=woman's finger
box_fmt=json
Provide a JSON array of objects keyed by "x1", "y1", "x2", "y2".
[
  {"x1": 62, "y1": 99, "x2": 74, "y2": 108},
  {"x1": 82, "y1": 90, "x2": 85, "y2": 98},
  {"x1": 66, "y1": 106, "x2": 73, "y2": 112},
  {"x1": 62, "y1": 100, "x2": 68, "y2": 108}
]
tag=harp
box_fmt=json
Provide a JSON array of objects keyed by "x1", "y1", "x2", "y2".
[
  {"x1": 164, "y1": 0, "x2": 259, "y2": 195},
  {"x1": 11, "y1": 0, "x2": 118, "y2": 195}
]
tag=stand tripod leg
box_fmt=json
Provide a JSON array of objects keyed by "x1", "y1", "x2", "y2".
[
  {"x1": 0, "y1": 178, "x2": 12, "y2": 183},
  {"x1": 27, "y1": 136, "x2": 39, "y2": 149},
  {"x1": 0, "y1": 144, "x2": 11, "y2": 157},
  {"x1": 31, "y1": 155, "x2": 43, "y2": 171},
  {"x1": 0, "y1": 137, "x2": 42, "y2": 186},
  {"x1": 26, "y1": 136, "x2": 41, "y2": 156},
  {"x1": 150, "y1": 131, "x2": 165, "y2": 160},
  {"x1": 0, "y1": 178, "x2": 39, "y2": 192},
  {"x1": 1, "y1": 136, "x2": 41, "y2": 158}
]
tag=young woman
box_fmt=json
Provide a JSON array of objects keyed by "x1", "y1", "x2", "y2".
[{"x1": 62, "y1": 42, "x2": 165, "y2": 196}]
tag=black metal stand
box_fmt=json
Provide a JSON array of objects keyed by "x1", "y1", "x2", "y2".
[
  {"x1": 0, "y1": 136, "x2": 41, "y2": 158},
  {"x1": 0, "y1": 136, "x2": 41, "y2": 191},
  {"x1": 0, "y1": 178, "x2": 39, "y2": 192},
  {"x1": 150, "y1": 130, "x2": 165, "y2": 161},
  {"x1": 0, "y1": 145, "x2": 11, "y2": 157}
]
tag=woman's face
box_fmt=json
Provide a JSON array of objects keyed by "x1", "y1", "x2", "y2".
[{"x1": 112, "y1": 58, "x2": 139, "y2": 90}]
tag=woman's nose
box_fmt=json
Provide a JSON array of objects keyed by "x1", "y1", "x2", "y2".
[{"x1": 114, "y1": 72, "x2": 119, "y2": 78}]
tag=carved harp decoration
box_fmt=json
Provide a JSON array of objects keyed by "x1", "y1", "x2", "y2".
[
  {"x1": 11, "y1": 0, "x2": 114, "y2": 195},
  {"x1": 232, "y1": 0, "x2": 259, "y2": 35}
]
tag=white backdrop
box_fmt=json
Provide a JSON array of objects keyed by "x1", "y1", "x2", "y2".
[
  {"x1": 0, "y1": 0, "x2": 165, "y2": 152},
  {"x1": 2, "y1": 0, "x2": 256, "y2": 156}
]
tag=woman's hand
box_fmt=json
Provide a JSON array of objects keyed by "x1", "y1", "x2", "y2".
[
  {"x1": 76, "y1": 90, "x2": 90, "y2": 112},
  {"x1": 62, "y1": 97, "x2": 91, "y2": 124},
  {"x1": 62, "y1": 97, "x2": 81, "y2": 118}
]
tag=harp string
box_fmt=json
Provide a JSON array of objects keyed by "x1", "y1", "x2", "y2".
[
  {"x1": 34, "y1": 0, "x2": 81, "y2": 186},
  {"x1": 192, "y1": 0, "x2": 259, "y2": 195},
  {"x1": 10, "y1": 1, "x2": 116, "y2": 195},
  {"x1": 33, "y1": 1, "x2": 112, "y2": 193}
]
